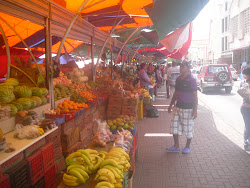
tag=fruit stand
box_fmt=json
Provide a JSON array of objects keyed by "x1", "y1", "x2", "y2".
[{"x1": 0, "y1": 1, "x2": 153, "y2": 188}]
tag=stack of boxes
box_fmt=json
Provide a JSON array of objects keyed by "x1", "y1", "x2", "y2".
[{"x1": 122, "y1": 96, "x2": 139, "y2": 119}]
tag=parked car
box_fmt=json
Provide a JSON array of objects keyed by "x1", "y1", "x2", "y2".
[
  {"x1": 229, "y1": 67, "x2": 239, "y2": 81},
  {"x1": 197, "y1": 64, "x2": 234, "y2": 93}
]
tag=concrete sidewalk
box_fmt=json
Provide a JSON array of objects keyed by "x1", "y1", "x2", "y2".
[{"x1": 133, "y1": 87, "x2": 250, "y2": 188}]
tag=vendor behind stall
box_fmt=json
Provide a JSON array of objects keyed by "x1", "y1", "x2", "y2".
[{"x1": 139, "y1": 63, "x2": 154, "y2": 97}]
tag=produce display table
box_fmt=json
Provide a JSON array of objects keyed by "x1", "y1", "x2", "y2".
[{"x1": 0, "y1": 127, "x2": 58, "y2": 165}]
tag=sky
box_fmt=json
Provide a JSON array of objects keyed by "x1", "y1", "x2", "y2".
[{"x1": 192, "y1": 0, "x2": 214, "y2": 40}]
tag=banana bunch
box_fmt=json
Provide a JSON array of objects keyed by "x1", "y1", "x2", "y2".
[
  {"x1": 63, "y1": 149, "x2": 104, "y2": 186},
  {"x1": 94, "y1": 148, "x2": 130, "y2": 188},
  {"x1": 63, "y1": 165, "x2": 89, "y2": 186},
  {"x1": 38, "y1": 128, "x2": 44, "y2": 135}
]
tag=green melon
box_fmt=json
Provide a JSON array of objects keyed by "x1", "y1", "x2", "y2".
[
  {"x1": 40, "y1": 88, "x2": 48, "y2": 96},
  {"x1": 3, "y1": 104, "x2": 18, "y2": 116},
  {"x1": 29, "y1": 98, "x2": 37, "y2": 108},
  {"x1": 14, "y1": 86, "x2": 32, "y2": 98},
  {"x1": 5, "y1": 78, "x2": 19, "y2": 87},
  {"x1": 16, "y1": 98, "x2": 31, "y2": 110},
  {"x1": 30, "y1": 96, "x2": 42, "y2": 106},
  {"x1": 40, "y1": 96, "x2": 47, "y2": 105},
  {"x1": 10, "y1": 101, "x2": 23, "y2": 111},
  {"x1": 31, "y1": 87, "x2": 42, "y2": 97},
  {"x1": 0, "y1": 84, "x2": 14, "y2": 91},
  {"x1": 0, "y1": 87, "x2": 15, "y2": 104}
]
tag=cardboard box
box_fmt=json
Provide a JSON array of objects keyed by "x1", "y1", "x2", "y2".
[{"x1": 61, "y1": 127, "x2": 79, "y2": 151}]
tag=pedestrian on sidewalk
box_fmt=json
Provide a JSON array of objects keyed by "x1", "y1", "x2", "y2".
[
  {"x1": 167, "y1": 61, "x2": 198, "y2": 154},
  {"x1": 139, "y1": 63, "x2": 154, "y2": 97},
  {"x1": 166, "y1": 61, "x2": 180, "y2": 98},
  {"x1": 237, "y1": 67, "x2": 250, "y2": 151}
]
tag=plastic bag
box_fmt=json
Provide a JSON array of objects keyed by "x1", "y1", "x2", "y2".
[
  {"x1": 92, "y1": 119, "x2": 112, "y2": 147},
  {"x1": 113, "y1": 129, "x2": 133, "y2": 153},
  {"x1": 14, "y1": 124, "x2": 40, "y2": 139}
]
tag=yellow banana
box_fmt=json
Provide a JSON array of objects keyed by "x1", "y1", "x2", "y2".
[
  {"x1": 97, "y1": 169, "x2": 116, "y2": 183},
  {"x1": 85, "y1": 149, "x2": 98, "y2": 154},
  {"x1": 107, "y1": 152, "x2": 123, "y2": 158},
  {"x1": 95, "y1": 181, "x2": 115, "y2": 188},
  {"x1": 114, "y1": 183, "x2": 123, "y2": 188},
  {"x1": 65, "y1": 152, "x2": 82, "y2": 162},
  {"x1": 68, "y1": 169, "x2": 86, "y2": 183},
  {"x1": 66, "y1": 157, "x2": 84, "y2": 166},
  {"x1": 105, "y1": 156, "x2": 120, "y2": 162},
  {"x1": 116, "y1": 178, "x2": 123, "y2": 183},
  {"x1": 63, "y1": 173, "x2": 78, "y2": 181},
  {"x1": 67, "y1": 164, "x2": 87, "y2": 173},
  {"x1": 63, "y1": 177, "x2": 80, "y2": 187},
  {"x1": 98, "y1": 152, "x2": 106, "y2": 159},
  {"x1": 97, "y1": 175, "x2": 110, "y2": 182},
  {"x1": 78, "y1": 149, "x2": 92, "y2": 162},
  {"x1": 93, "y1": 157, "x2": 103, "y2": 170},
  {"x1": 101, "y1": 159, "x2": 119, "y2": 168},
  {"x1": 103, "y1": 166, "x2": 121, "y2": 179},
  {"x1": 74, "y1": 167, "x2": 89, "y2": 179},
  {"x1": 118, "y1": 165, "x2": 124, "y2": 170},
  {"x1": 110, "y1": 148, "x2": 129, "y2": 160},
  {"x1": 81, "y1": 153, "x2": 92, "y2": 165}
]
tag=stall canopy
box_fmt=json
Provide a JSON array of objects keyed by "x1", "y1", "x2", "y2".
[{"x1": 0, "y1": 12, "x2": 83, "y2": 53}]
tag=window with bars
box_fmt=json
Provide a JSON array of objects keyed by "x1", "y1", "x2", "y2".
[
  {"x1": 222, "y1": 18, "x2": 224, "y2": 33},
  {"x1": 231, "y1": 15, "x2": 238, "y2": 37},
  {"x1": 243, "y1": 8, "x2": 250, "y2": 35}
]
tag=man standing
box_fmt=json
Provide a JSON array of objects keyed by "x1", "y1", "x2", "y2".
[{"x1": 167, "y1": 61, "x2": 198, "y2": 154}]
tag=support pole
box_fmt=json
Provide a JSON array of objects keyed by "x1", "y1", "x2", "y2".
[
  {"x1": 55, "y1": 0, "x2": 89, "y2": 64},
  {"x1": 0, "y1": 24, "x2": 11, "y2": 78},
  {"x1": 115, "y1": 28, "x2": 139, "y2": 64},
  {"x1": 65, "y1": 40, "x2": 85, "y2": 62},
  {"x1": 96, "y1": 18, "x2": 124, "y2": 65},
  {"x1": 45, "y1": 3, "x2": 54, "y2": 109},
  {"x1": 91, "y1": 37, "x2": 95, "y2": 81},
  {"x1": 110, "y1": 44, "x2": 113, "y2": 80}
]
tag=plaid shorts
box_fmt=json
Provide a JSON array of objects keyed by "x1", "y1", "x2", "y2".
[{"x1": 171, "y1": 107, "x2": 194, "y2": 139}]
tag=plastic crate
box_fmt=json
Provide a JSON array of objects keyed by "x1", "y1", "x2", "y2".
[
  {"x1": 31, "y1": 177, "x2": 44, "y2": 188},
  {"x1": 50, "y1": 136, "x2": 61, "y2": 149},
  {"x1": 54, "y1": 146, "x2": 63, "y2": 160},
  {"x1": 55, "y1": 157, "x2": 66, "y2": 175},
  {"x1": 45, "y1": 114, "x2": 65, "y2": 125},
  {"x1": 44, "y1": 165, "x2": 56, "y2": 188},
  {"x1": 24, "y1": 138, "x2": 46, "y2": 158},
  {"x1": 6, "y1": 160, "x2": 29, "y2": 188},
  {"x1": 25, "y1": 151, "x2": 44, "y2": 185},
  {"x1": 40, "y1": 142, "x2": 55, "y2": 173},
  {"x1": 1, "y1": 152, "x2": 24, "y2": 173},
  {"x1": 60, "y1": 111, "x2": 76, "y2": 122},
  {"x1": 0, "y1": 174, "x2": 9, "y2": 188}
]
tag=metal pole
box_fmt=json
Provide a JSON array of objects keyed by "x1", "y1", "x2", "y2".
[
  {"x1": 45, "y1": 3, "x2": 54, "y2": 109},
  {"x1": 0, "y1": 24, "x2": 11, "y2": 78},
  {"x1": 115, "y1": 28, "x2": 139, "y2": 64},
  {"x1": 91, "y1": 37, "x2": 95, "y2": 81},
  {"x1": 63, "y1": 45, "x2": 69, "y2": 63},
  {"x1": 96, "y1": 18, "x2": 125, "y2": 65},
  {"x1": 110, "y1": 44, "x2": 113, "y2": 80},
  {"x1": 65, "y1": 40, "x2": 85, "y2": 62},
  {"x1": 55, "y1": 0, "x2": 89, "y2": 64}
]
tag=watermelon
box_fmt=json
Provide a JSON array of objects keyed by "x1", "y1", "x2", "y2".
[
  {"x1": 0, "y1": 84, "x2": 14, "y2": 91},
  {"x1": 40, "y1": 96, "x2": 47, "y2": 105},
  {"x1": 14, "y1": 86, "x2": 32, "y2": 98},
  {"x1": 29, "y1": 98, "x2": 37, "y2": 108},
  {"x1": 16, "y1": 98, "x2": 31, "y2": 110},
  {"x1": 31, "y1": 87, "x2": 42, "y2": 97},
  {"x1": 3, "y1": 104, "x2": 18, "y2": 116},
  {"x1": 30, "y1": 96, "x2": 42, "y2": 106},
  {"x1": 0, "y1": 88, "x2": 15, "y2": 104},
  {"x1": 5, "y1": 78, "x2": 19, "y2": 87},
  {"x1": 40, "y1": 88, "x2": 48, "y2": 96},
  {"x1": 10, "y1": 101, "x2": 23, "y2": 111}
]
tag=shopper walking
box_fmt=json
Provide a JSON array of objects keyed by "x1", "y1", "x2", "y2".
[
  {"x1": 237, "y1": 67, "x2": 250, "y2": 151},
  {"x1": 139, "y1": 63, "x2": 154, "y2": 97},
  {"x1": 166, "y1": 61, "x2": 180, "y2": 98},
  {"x1": 167, "y1": 61, "x2": 198, "y2": 154}
]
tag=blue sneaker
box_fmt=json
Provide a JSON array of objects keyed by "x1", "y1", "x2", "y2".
[
  {"x1": 182, "y1": 147, "x2": 190, "y2": 154},
  {"x1": 166, "y1": 146, "x2": 180, "y2": 152}
]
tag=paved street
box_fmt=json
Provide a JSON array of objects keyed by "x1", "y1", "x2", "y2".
[
  {"x1": 198, "y1": 80, "x2": 245, "y2": 136},
  {"x1": 133, "y1": 86, "x2": 250, "y2": 188}
]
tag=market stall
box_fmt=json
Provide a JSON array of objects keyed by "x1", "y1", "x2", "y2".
[{"x1": 0, "y1": 0, "x2": 208, "y2": 188}]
